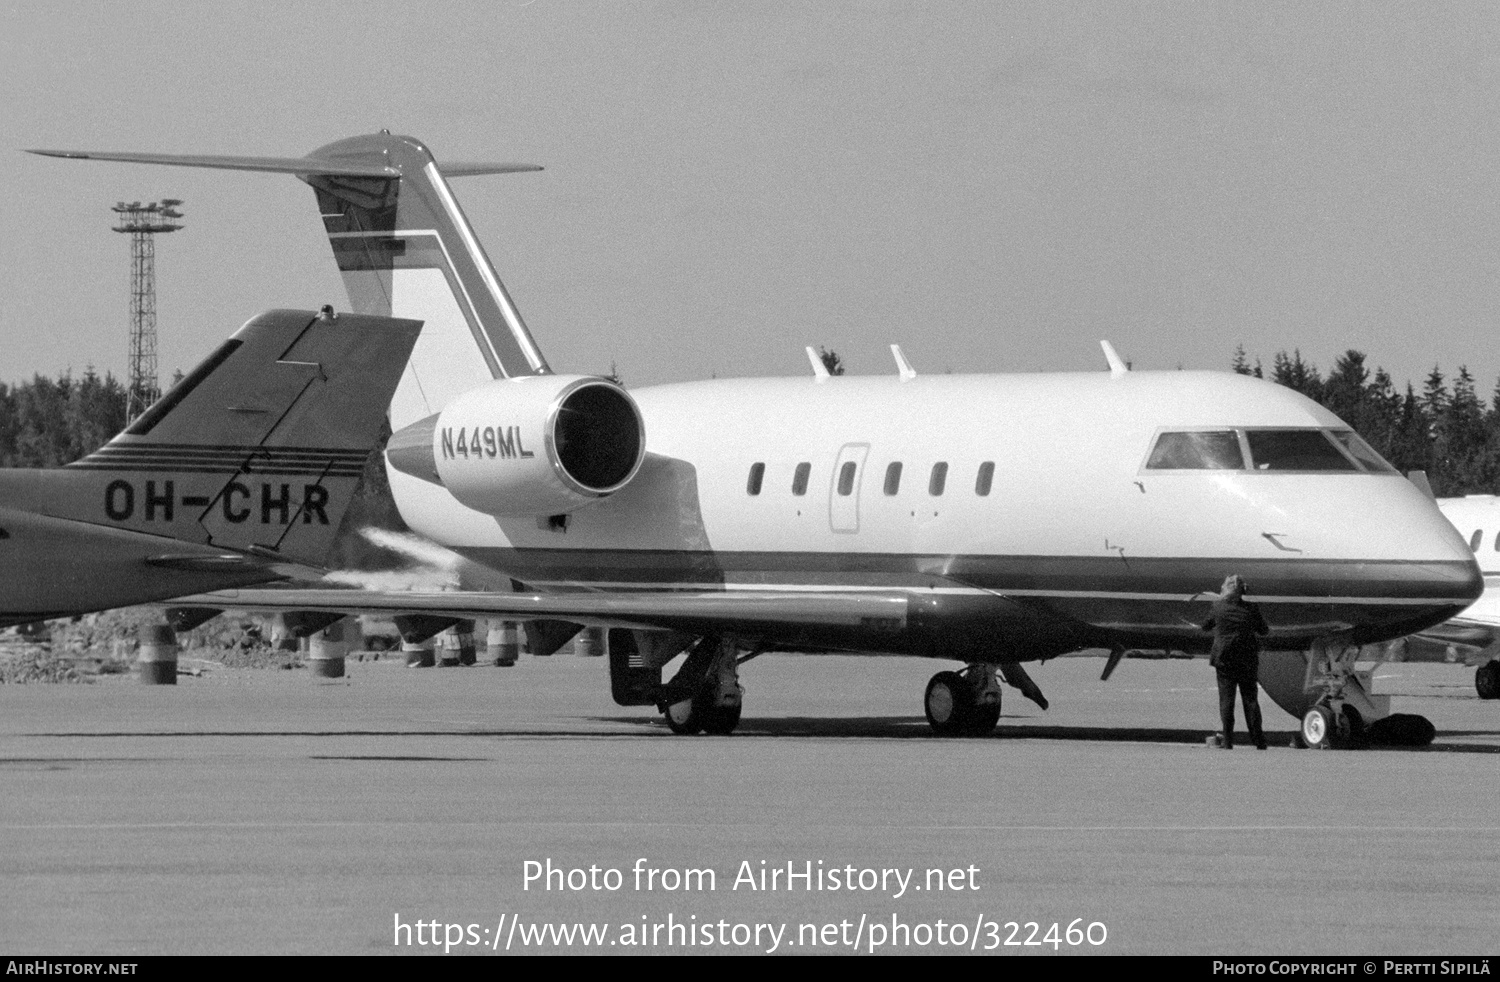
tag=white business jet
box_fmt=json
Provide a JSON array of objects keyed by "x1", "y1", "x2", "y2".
[
  {"x1": 1384, "y1": 494, "x2": 1500, "y2": 700},
  {"x1": 31, "y1": 133, "x2": 1482, "y2": 744}
]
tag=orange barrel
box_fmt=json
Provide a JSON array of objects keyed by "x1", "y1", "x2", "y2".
[
  {"x1": 270, "y1": 617, "x2": 299, "y2": 653},
  {"x1": 343, "y1": 618, "x2": 365, "y2": 658},
  {"x1": 574, "y1": 627, "x2": 605, "y2": 658},
  {"x1": 487, "y1": 621, "x2": 519, "y2": 667},
  {"x1": 137, "y1": 624, "x2": 178, "y2": 685},
  {"x1": 438, "y1": 628, "x2": 462, "y2": 667},
  {"x1": 307, "y1": 621, "x2": 347, "y2": 679},
  {"x1": 404, "y1": 639, "x2": 435, "y2": 668},
  {"x1": 455, "y1": 620, "x2": 477, "y2": 665}
]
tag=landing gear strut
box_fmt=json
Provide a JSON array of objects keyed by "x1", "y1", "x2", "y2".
[
  {"x1": 1297, "y1": 636, "x2": 1432, "y2": 748},
  {"x1": 660, "y1": 638, "x2": 743, "y2": 735},
  {"x1": 924, "y1": 664, "x2": 1002, "y2": 737}
]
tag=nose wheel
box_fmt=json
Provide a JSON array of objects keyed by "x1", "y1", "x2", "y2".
[
  {"x1": 1300, "y1": 702, "x2": 1363, "y2": 750},
  {"x1": 924, "y1": 665, "x2": 1002, "y2": 737}
]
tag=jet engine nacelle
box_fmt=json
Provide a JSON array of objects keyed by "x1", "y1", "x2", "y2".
[{"x1": 386, "y1": 374, "x2": 646, "y2": 516}]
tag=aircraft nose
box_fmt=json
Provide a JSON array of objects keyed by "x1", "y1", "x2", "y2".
[{"x1": 1458, "y1": 551, "x2": 1484, "y2": 604}]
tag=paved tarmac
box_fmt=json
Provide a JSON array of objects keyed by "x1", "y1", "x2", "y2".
[{"x1": 1, "y1": 653, "x2": 1497, "y2": 956}]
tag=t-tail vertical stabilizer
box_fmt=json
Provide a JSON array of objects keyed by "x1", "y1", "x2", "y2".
[{"x1": 28, "y1": 134, "x2": 549, "y2": 429}]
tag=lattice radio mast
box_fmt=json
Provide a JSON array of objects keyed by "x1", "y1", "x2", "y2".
[{"x1": 112, "y1": 199, "x2": 183, "y2": 422}]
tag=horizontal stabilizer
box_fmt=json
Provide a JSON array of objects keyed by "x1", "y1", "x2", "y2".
[
  {"x1": 27, "y1": 148, "x2": 398, "y2": 177},
  {"x1": 440, "y1": 163, "x2": 545, "y2": 176},
  {"x1": 26, "y1": 148, "x2": 542, "y2": 178},
  {"x1": 31, "y1": 131, "x2": 553, "y2": 424}
]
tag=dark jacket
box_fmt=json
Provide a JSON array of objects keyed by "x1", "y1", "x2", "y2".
[{"x1": 1202, "y1": 596, "x2": 1270, "y2": 676}]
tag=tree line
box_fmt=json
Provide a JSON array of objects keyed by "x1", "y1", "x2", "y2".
[
  {"x1": 1233, "y1": 346, "x2": 1500, "y2": 497},
  {"x1": 3, "y1": 349, "x2": 1499, "y2": 497},
  {"x1": 0, "y1": 369, "x2": 127, "y2": 468}
]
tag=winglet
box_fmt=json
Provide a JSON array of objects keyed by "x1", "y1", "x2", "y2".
[
  {"x1": 1407, "y1": 470, "x2": 1436, "y2": 501},
  {"x1": 805, "y1": 346, "x2": 830, "y2": 382},
  {"x1": 1100, "y1": 340, "x2": 1129, "y2": 377},
  {"x1": 890, "y1": 345, "x2": 917, "y2": 381}
]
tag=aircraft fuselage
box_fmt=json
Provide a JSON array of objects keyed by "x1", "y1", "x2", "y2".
[{"x1": 389, "y1": 368, "x2": 1480, "y2": 663}]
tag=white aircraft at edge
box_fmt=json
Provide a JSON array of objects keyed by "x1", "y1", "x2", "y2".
[
  {"x1": 1391, "y1": 495, "x2": 1500, "y2": 701},
  {"x1": 32, "y1": 133, "x2": 1482, "y2": 745}
]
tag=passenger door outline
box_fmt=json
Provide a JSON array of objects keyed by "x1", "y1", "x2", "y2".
[{"x1": 829, "y1": 442, "x2": 870, "y2": 534}]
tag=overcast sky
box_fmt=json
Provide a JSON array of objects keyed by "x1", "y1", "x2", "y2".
[{"x1": 3, "y1": 1, "x2": 1499, "y2": 396}]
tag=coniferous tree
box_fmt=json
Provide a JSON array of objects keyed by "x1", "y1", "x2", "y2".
[
  {"x1": 0, "y1": 369, "x2": 128, "y2": 468},
  {"x1": 1229, "y1": 346, "x2": 1500, "y2": 495}
]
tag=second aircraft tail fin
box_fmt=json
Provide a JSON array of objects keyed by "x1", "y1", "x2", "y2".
[{"x1": 65, "y1": 308, "x2": 422, "y2": 566}]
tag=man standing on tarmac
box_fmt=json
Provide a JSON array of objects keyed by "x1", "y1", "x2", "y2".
[{"x1": 1202, "y1": 574, "x2": 1270, "y2": 750}]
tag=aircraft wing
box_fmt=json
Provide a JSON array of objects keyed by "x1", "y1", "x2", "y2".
[
  {"x1": 167, "y1": 586, "x2": 912, "y2": 641},
  {"x1": 1396, "y1": 615, "x2": 1500, "y2": 666}
]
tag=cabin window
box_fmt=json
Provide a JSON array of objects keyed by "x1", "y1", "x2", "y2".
[
  {"x1": 837, "y1": 461, "x2": 857, "y2": 496},
  {"x1": 1494, "y1": 531, "x2": 1500, "y2": 552},
  {"x1": 1244, "y1": 430, "x2": 1358, "y2": 472},
  {"x1": 1146, "y1": 431, "x2": 1244, "y2": 470},
  {"x1": 746, "y1": 462, "x2": 765, "y2": 496},
  {"x1": 1329, "y1": 430, "x2": 1398, "y2": 473},
  {"x1": 975, "y1": 461, "x2": 995, "y2": 496},
  {"x1": 792, "y1": 462, "x2": 811, "y2": 496},
  {"x1": 1470, "y1": 529, "x2": 1483, "y2": 552},
  {"x1": 929, "y1": 462, "x2": 948, "y2": 496},
  {"x1": 884, "y1": 462, "x2": 902, "y2": 496}
]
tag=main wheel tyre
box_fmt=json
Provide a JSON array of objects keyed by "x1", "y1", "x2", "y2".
[
  {"x1": 925, "y1": 671, "x2": 972, "y2": 736},
  {"x1": 699, "y1": 701, "x2": 742, "y2": 736},
  {"x1": 1476, "y1": 661, "x2": 1500, "y2": 700},
  {"x1": 1301, "y1": 704, "x2": 1335, "y2": 749},
  {"x1": 961, "y1": 699, "x2": 1001, "y2": 737},
  {"x1": 664, "y1": 697, "x2": 703, "y2": 735},
  {"x1": 1335, "y1": 705, "x2": 1365, "y2": 749}
]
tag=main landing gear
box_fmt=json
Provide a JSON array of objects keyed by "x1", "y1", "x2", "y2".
[
  {"x1": 1476, "y1": 660, "x2": 1500, "y2": 700},
  {"x1": 1297, "y1": 637, "x2": 1434, "y2": 749},
  {"x1": 659, "y1": 638, "x2": 744, "y2": 736},
  {"x1": 924, "y1": 664, "x2": 1002, "y2": 737}
]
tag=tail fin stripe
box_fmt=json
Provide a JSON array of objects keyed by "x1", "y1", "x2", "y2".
[
  {"x1": 81, "y1": 445, "x2": 371, "y2": 459},
  {"x1": 66, "y1": 463, "x2": 366, "y2": 476},
  {"x1": 423, "y1": 162, "x2": 549, "y2": 375}
]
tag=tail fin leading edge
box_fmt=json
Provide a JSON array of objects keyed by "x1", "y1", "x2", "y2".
[{"x1": 29, "y1": 134, "x2": 548, "y2": 430}]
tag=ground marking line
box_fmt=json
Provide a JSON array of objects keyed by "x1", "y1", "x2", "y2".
[{"x1": 4, "y1": 821, "x2": 1498, "y2": 832}]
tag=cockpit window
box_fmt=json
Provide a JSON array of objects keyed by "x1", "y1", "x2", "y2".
[
  {"x1": 1144, "y1": 427, "x2": 1397, "y2": 475},
  {"x1": 1328, "y1": 430, "x2": 1399, "y2": 474},
  {"x1": 1244, "y1": 430, "x2": 1358, "y2": 471},
  {"x1": 1146, "y1": 431, "x2": 1244, "y2": 470}
]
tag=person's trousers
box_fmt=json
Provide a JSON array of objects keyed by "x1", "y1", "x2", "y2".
[{"x1": 1216, "y1": 672, "x2": 1264, "y2": 748}]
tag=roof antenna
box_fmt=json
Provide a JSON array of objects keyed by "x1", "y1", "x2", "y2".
[
  {"x1": 890, "y1": 345, "x2": 917, "y2": 381},
  {"x1": 1100, "y1": 340, "x2": 1129, "y2": 377},
  {"x1": 805, "y1": 346, "x2": 830, "y2": 382}
]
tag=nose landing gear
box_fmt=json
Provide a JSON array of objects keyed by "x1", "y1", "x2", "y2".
[{"x1": 1296, "y1": 636, "x2": 1434, "y2": 749}]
